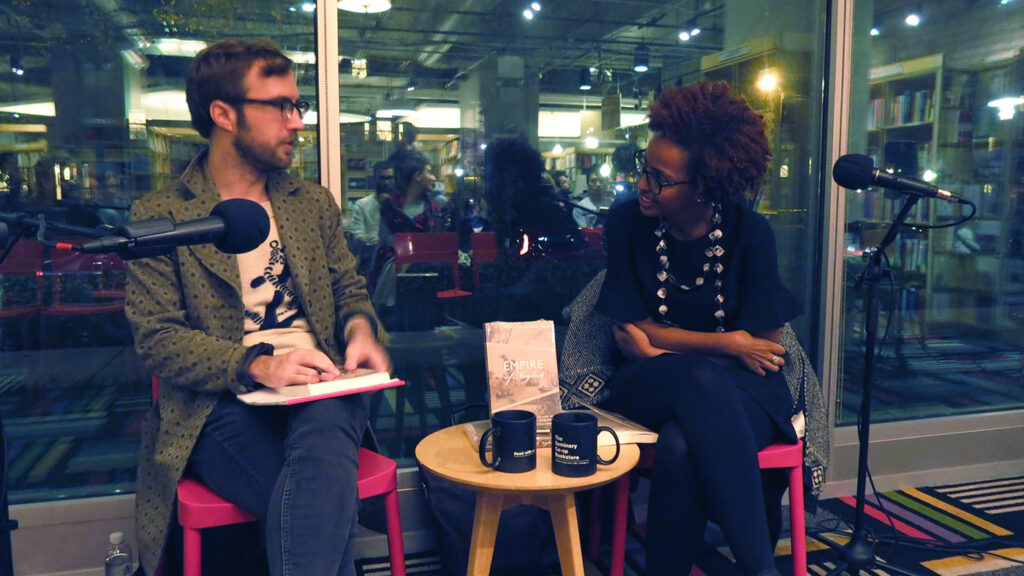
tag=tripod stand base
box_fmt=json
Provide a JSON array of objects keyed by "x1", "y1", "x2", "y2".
[{"x1": 812, "y1": 533, "x2": 927, "y2": 576}]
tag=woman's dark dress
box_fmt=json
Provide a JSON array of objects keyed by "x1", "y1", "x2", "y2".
[{"x1": 596, "y1": 199, "x2": 800, "y2": 575}]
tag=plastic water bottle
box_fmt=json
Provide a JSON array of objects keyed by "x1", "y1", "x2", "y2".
[{"x1": 104, "y1": 531, "x2": 133, "y2": 576}]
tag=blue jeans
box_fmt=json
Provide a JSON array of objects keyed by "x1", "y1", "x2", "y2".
[{"x1": 189, "y1": 393, "x2": 368, "y2": 576}]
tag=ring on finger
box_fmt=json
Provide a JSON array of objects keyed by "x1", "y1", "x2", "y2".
[{"x1": 771, "y1": 355, "x2": 782, "y2": 366}]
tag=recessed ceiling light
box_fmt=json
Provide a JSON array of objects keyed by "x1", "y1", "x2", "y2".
[
  {"x1": 522, "y1": 9, "x2": 534, "y2": 20},
  {"x1": 870, "y1": 27, "x2": 880, "y2": 36},
  {"x1": 301, "y1": 2, "x2": 316, "y2": 12},
  {"x1": 531, "y1": 2, "x2": 541, "y2": 11},
  {"x1": 337, "y1": 0, "x2": 391, "y2": 13},
  {"x1": 904, "y1": 13, "x2": 920, "y2": 26}
]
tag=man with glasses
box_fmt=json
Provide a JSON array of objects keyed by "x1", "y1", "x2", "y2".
[{"x1": 126, "y1": 38, "x2": 388, "y2": 576}]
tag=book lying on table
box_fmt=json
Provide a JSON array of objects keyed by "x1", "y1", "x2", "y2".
[
  {"x1": 237, "y1": 369, "x2": 403, "y2": 406},
  {"x1": 463, "y1": 403, "x2": 658, "y2": 451}
]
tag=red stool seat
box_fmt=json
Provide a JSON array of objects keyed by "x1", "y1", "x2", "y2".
[{"x1": 176, "y1": 447, "x2": 407, "y2": 576}]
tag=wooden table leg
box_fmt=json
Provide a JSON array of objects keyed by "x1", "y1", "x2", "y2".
[
  {"x1": 547, "y1": 492, "x2": 585, "y2": 576},
  {"x1": 467, "y1": 492, "x2": 504, "y2": 576}
]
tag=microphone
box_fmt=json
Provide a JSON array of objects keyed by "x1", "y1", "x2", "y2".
[
  {"x1": 67, "y1": 198, "x2": 271, "y2": 259},
  {"x1": 833, "y1": 154, "x2": 966, "y2": 204}
]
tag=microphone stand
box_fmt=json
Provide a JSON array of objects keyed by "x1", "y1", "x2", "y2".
[{"x1": 819, "y1": 194, "x2": 925, "y2": 576}]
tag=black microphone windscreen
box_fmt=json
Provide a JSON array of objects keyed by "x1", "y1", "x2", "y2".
[
  {"x1": 210, "y1": 198, "x2": 271, "y2": 254},
  {"x1": 833, "y1": 154, "x2": 875, "y2": 190}
]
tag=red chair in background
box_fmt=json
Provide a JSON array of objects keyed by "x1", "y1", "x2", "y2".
[
  {"x1": 0, "y1": 239, "x2": 44, "y2": 348},
  {"x1": 151, "y1": 377, "x2": 407, "y2": 576},
  {"x1": 588, "y1": 439, "x2": 806, "y2": 576},
  {"x1": 470, "y1": 231, "x2": 498, "y2": 289},
  {"x1": 580, "y1": 227, "x2": 604, "y2": 251},
  {"x1": 392, "y1": 232, "x2": 470, "y2": 299},
  {"x1": 42, "y1": 249, "x2": 125, "y2": 316}
]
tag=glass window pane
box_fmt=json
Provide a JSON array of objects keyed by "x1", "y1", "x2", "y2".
[
  {"x1": 840, "y1": 2, "x2": 1024, "y2": 425},
  {"x1": 0, "y1": 4, "x2": 316, "y2": 503},
  {"x1": 340, "y1": 1, "x2": 829, "y2": 465}
]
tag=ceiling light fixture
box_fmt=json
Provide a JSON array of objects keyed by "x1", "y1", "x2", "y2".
[
  {"x1": 988, "y1": 96, "x2": 1024, "y2": 120},
  {"x1": 531, "y1": 2, "x2": 542, "y2": 11},
  {"x1": 579, "y1": 68, "x2": 592, "y2": 91},
  {"x1": 679, "y1": 31, "x2": 691, "y2": 42},
  {"x1": 690, "y1": 25, "x2": 701, "y2": 36},
  {"x1": 337, "y1": 0, "x2": 391, "y2": 13},
  {"x1": 633, "y1": 44, "x2": 649, "y2": 73},
  {"x1": 870, "y1": 27, "x2": 880, "y2": 36},
  {"x1": 301, "y1": 2, "x2": 316, "y2": 12},
  {"x1": 523, "y1": 9, "x2": 534, "y2": 20},
  {"x1": 904, "y1": 13, "x2": 921, "y2": 26},
  {"x1": 406, "y1": 79, "x2": 416, "y2": 91}
]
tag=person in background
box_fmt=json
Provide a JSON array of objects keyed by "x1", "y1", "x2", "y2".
[
  {"x1": 371, "y1": 150, "x2": 441, "y2": 311},
  {"x1": 573, "y1": 169, "x2": 611, "y2": 228},
  {"x1": 124, "y1": 38, "x2": 388, "y2": 576},
  {"x1": 0, "y1": 152, "x2": 25, "y2": 211},
  {"x1": 477, "y1": 136, "x2": 588, "y2": 321},
  {"x1": 386, "y1": 121, "x2": 418, "y2": 166},
  {"x1": 596, "y1": 81, "x2": 799, "y2": 576},
  {"x1": 349, "y1": 160, "x2": 393, "y2": 273},
  {"x1": 551, "y1": 169, "x2": 574, "y2": 200}
]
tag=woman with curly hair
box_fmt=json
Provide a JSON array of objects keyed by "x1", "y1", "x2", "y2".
[{"x1": 595, "y1": 81, "x2": 800, "y2": 575}]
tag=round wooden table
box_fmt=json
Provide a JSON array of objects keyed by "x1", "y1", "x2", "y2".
[{"x1": 416, "y1": 423, "x2": 640, "y2": 576}]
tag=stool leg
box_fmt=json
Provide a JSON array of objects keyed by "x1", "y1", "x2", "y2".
[
  {"x1": 183, "y1": 526, "x2": 202, "y2": 576},
  {"x1": 610, "y1": 474, "x2": 630, "y2": 576},
  {"x1": 587, "y1": 487, "x2": 602, "y2": 562},
  {"x1": 384, "y1": 487, "x2": 407, "y2": 576},
  {"x1": 787, "y1": 465, "x2": 807, "y2": 576},
  {"x1": 548, "y1": 492, "x2": 585, "y2": 576},
  {"x1": 467, "y1": 493, "x2": 503, "y2": 576}
]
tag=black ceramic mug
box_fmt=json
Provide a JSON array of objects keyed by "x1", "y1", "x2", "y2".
[
  {"x1": 478, "y1": 409, "x2": 537, "y2": 473},
  {"x1": 551, "y1": 411, "x2": 620, "y2": 477}
]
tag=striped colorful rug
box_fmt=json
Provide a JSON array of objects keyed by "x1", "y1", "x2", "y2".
[
  {"x1": 809, "y1": 476, "x2": 1024, "y2": 576},
  {"x1": 369, "y1": 476, "x2": 1024, "y2": 576}
]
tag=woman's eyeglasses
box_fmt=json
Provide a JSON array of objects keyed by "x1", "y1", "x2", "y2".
[
  {"x1": 634, "y1": 149, "x2": 690, "y2": 195},
  {"x1": 227, "y1": 97, "x2": 312, "y2": 119}
]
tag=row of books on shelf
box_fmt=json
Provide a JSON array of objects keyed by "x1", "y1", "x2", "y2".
[
  {"x1": 894, "y1": 237, "x2": 928, "y2": 273},
  {"x1": 868, "y1": 89, "x2": 934, "y2": 129},
  {"x1": 860, "y1": 189, "x2": 931, "y2": 221}
]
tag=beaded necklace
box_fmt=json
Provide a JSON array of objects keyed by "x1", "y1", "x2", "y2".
[{"x1": 653, "y1": 203, "x2": 726, "y2": 332}]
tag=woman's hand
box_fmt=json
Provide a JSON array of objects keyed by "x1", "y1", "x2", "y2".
[
  {"x1": 614, "y1": 322, "x2": 672, "y2": 359},
  {"x1": 725, "y1": 330, "x2": 787, "y2": 376}
]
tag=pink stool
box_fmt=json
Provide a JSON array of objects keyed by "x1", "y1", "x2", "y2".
[{"x1": 153, "y1": 377, "x2": 407, "y2": 576}]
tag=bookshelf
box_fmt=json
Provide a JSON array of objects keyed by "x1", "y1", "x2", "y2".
[
  {"x1": 854, "y1": 52, "x2": 1024, "y2": 336},
  {"x1": 543, "y1": 146, "x2": 613, "y2": 185}
]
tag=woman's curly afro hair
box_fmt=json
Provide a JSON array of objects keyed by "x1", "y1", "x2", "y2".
[{"x1": 648, "y1": 81, "x2": 771, "y2": 205}]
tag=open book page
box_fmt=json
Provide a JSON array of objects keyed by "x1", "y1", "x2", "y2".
[{"x1": 237, "y1": 370, "x2": 401, "y2": 406}]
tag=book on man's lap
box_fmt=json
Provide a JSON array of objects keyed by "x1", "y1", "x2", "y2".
[{"x1": 237, "y1": 369, "x2": 403, "y2": 406}]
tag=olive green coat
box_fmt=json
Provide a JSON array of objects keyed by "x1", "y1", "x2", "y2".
[{"x1": 125, "y1": 151, "x2": 378, "y2": 576}]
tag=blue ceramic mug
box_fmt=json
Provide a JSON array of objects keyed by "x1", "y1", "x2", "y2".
[
  {"x1": 551, "y1": 411, "x2": 619, "y2": 477},
  {"x1": 478, "y1": 409, "x2": 537, "y2": 473}
]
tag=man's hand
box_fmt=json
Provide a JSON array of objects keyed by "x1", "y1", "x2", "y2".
[
  {"x1": 613, "y1": 322, "x2": 671, "y2": 359},
  {"x1": 249, "y1": 349, "x2": 341, "y2": 388},
  {"x1": 725, "y1": 330, "x2": 787, "y2": 376},
  {"x1": 342, "y1": 316, "x2": 391, "y2": 373}
]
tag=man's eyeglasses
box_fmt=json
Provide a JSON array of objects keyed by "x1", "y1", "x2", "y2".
[
  {"x1": 227, "y1": 97, "x2": 311, "y2": 119},
  {"x1": 634, "y1": 149, "x2": 690, "y2": 195}
]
